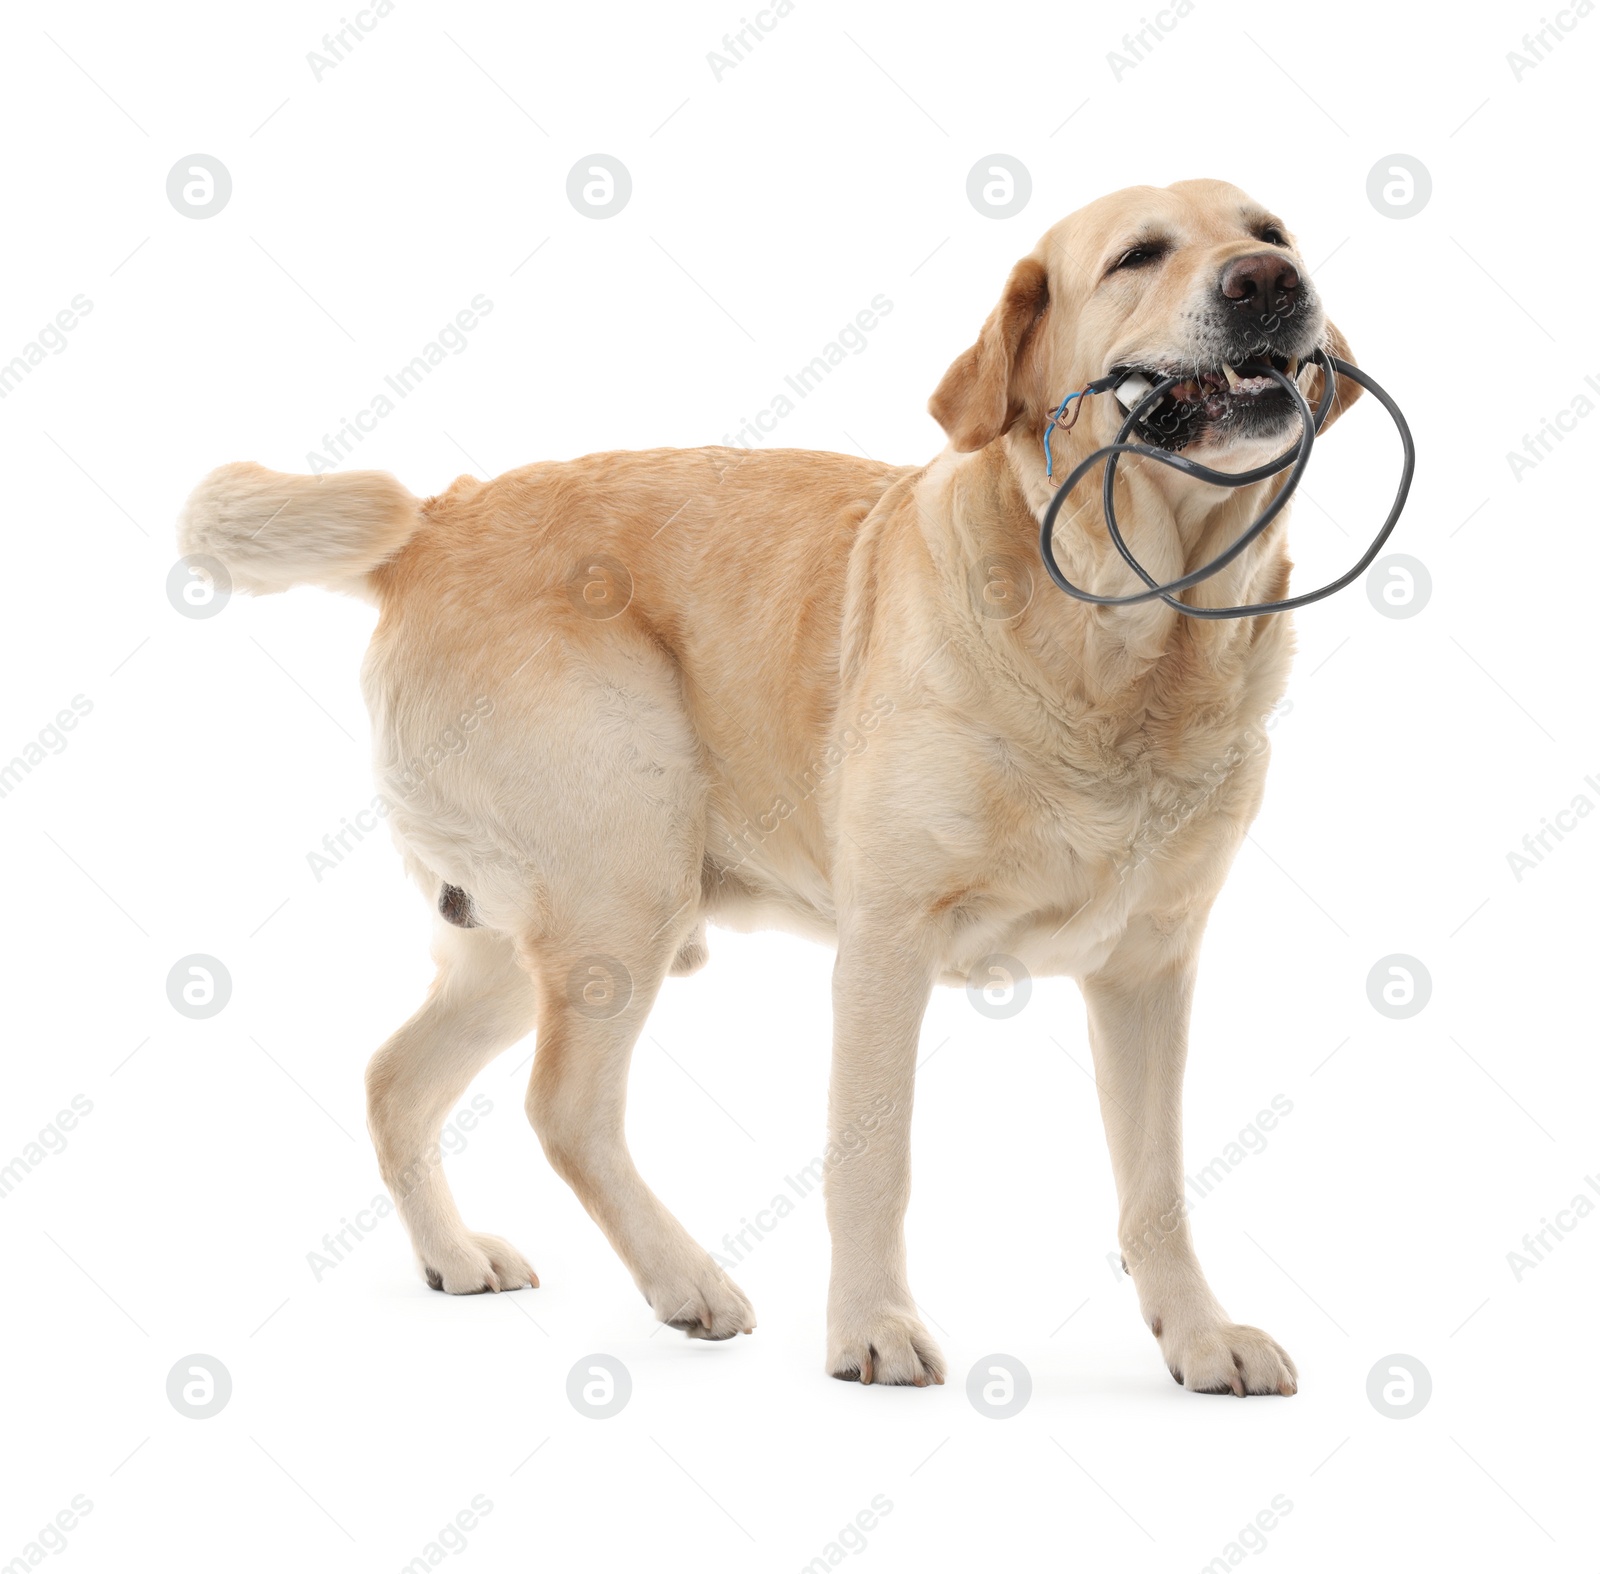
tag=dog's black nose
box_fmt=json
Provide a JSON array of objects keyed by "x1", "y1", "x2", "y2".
[{"x1": 1218, "y1": 252, "x2": 1301, "y2": 321}]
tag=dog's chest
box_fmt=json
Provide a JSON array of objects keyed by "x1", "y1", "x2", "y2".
[{"x1": 931, "y1": 707, "x2": 1272, "y2": 980}]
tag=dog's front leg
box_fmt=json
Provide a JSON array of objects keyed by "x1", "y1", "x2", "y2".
[
  {"x1": 1082, "y1": 913, "x2": 1298, "y2": 1396},
  {"x1": 823, "y1": 912, "x2": 946, "y2": 1386}
]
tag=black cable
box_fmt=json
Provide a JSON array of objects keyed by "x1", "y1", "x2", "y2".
[{"x1": 1037, "y1": 350, "x2": 1415, "y2": 619}]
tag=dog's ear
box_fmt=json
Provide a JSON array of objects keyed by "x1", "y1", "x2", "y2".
[
  {"x1": 1305, "y1": 318, "x2": 1363, "y2": 434},
  {"x1": 928, "y1": 257, "x2": 1050, "y2": 452}
]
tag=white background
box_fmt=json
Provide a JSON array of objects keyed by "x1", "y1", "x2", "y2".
[{"x1": 2, "y1": 1, "x2": 1597, "y2": 1569}]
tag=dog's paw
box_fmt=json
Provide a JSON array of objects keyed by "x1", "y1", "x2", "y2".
[
  {"x1": 644, "y1": 1258, "x2": 755, "y2": 1340},
  {"x1": 828, "y1": 1308, "x2": 946, "y2": 1387},
  {"x1": 422, "y1": 1232, "x2": 538, "y2": 1295},
  {"x1": 1158, "y1": 1318, "x2": 1297, "y2": 1396}
]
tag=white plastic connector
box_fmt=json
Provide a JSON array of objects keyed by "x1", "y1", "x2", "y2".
[{"x1": 1115, "y1": 373, "x2": 1154, "y2": 410}]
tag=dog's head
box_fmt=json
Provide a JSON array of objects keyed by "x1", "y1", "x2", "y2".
[{"x1": 930, "y1": 179, "x2": 1359, "y2": 461}]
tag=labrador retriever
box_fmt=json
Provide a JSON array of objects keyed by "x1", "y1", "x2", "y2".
[{"x1": 179, "y1": 178, "x2": 1359, "y2": 1393}]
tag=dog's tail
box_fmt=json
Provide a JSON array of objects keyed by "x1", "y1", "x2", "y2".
[{"x1": 177, "y1": 462, "x2": 422, "y2": 597}]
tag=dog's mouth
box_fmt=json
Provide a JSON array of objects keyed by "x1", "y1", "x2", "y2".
[{"x1": 1108, "y1": 352, "x2": 1311, "y2": 451}]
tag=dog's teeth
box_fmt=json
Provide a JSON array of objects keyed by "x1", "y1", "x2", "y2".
[
  {"x1": 1115, "y1": 373, "x2": 1154, "y2": 410},
  {"x1": 1222, "y1": 363, "x2": 1242, "y2": 391},
  {"x1": 1285, "y1": 357, "x2": 1299, "y2": 379}
]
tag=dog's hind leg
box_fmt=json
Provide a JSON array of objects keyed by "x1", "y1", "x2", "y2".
[
  {"x1": 519, "y1": 924, "x2": 755, "y2": 1340},
  {"x1": 365, "y1": 922, "x2": 540, "y2": 1293}
]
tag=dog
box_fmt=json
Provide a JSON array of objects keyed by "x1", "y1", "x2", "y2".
[{"x1": 179, "y1": 178, "x2": 1360, "y2": 1392}]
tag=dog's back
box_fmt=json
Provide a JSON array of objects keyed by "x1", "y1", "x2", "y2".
[{"x1": 179, "y1": 445, "x2": 915, "y2": 932}]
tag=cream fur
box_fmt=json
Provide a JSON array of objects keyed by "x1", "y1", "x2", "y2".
[
  {"x1": 177, "y1": 461, "x2": 421, "y2": 598},
  {"x1": 180, "y1": 179, "x2": 1363, "y2": 1391}
]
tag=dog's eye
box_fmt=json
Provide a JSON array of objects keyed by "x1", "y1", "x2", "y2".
[
  {"x1": 1111, "y1": 244, "x2": 1164, "y2": 273},
  {"x1": 1258, "y1": 225, "x2": 1288, "y2": 247}
]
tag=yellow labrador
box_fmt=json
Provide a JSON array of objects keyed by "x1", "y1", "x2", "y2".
[{"x1": 180, "y1": 179, "x2": 1359, "y2": 1393}]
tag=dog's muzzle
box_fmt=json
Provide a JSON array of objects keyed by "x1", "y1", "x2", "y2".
[{"x1": 1037, "y1": 349, "x2": 1415, "y2": 621}]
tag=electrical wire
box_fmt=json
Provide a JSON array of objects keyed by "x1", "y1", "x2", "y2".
[{"x1": 1037, "y1": 350, "x2": 1414, "y2": 619}]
